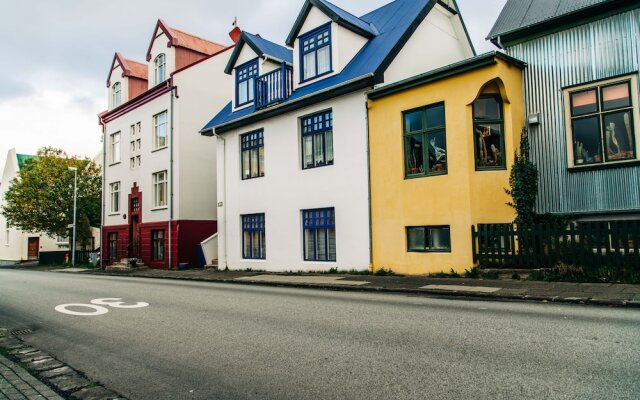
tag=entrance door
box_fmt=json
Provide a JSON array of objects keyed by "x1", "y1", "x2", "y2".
[
  {"x1": 27, "y1": 237, "x2": 39, "y2": 260},
  {"x1": 129, "y1": 216, "x2": 140, "y2": 258}
]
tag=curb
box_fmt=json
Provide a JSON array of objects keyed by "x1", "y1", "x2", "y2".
[
  {"x1": 0, "y1": 329, "x2": 126, "y2": 400},
  {"x1": 87, "y1": 270, "x2": 640, "y2": 309}
]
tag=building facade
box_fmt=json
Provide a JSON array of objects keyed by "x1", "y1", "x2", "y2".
[
  {"x1": 202, "y1": 0, "x2": 475, "y2": 271},
  {"x1": 100, "y1": 20, "x2": 234, "y2": 269},
  {"x1": 488, "y1": 0, "x2": 640, "y2": 220},
  {"x1": 367, "y1": 53, "x2": 525, "y2": 274}
]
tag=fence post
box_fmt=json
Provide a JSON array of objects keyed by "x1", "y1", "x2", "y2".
[{"x1": 471, "y1": 225, "x2": 477, "y2": 265}]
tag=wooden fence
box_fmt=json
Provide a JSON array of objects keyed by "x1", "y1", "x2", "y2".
[{"x1": 472, "y1": 221, "x2": 640, "y2": 269}]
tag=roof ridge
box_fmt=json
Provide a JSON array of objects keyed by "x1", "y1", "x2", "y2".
[{"x1": 167, "y1": 25, "x2": 225, "y2": 48}]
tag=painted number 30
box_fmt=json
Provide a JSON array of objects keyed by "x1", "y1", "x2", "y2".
[{"x1": 55, "y1": 298, "x2": 149, "y2": 316}]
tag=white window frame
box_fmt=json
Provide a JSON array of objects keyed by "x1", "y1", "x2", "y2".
[
  {"x1": 109, "y1": 132, "x2": 121, "y2": 164},
  {"x1": 152, "y1": 171, "x2": 168, "y2": 208},
  {"x1": 564, "y1": 74, "x2": 640, "y2": 168},
  {"x1": 109, "y1": 182, "x2": 121, "y2": 214},
  {"x1": 112, "y1": 82, "x2": 122, "y2": 107},
  {"x1": 153, "y1": 111, "x2": 168, "y2": 150},
  {"x1": 154, "y1": 54, "x2": 166, "y2": 85}
]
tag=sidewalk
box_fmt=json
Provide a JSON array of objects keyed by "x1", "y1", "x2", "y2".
[
  {"x1": 85, "y1": 268, "x2": 640, "y2": 308},
  {"x1": 0, "y1": 352, "x2": 61, "y2": 400}
]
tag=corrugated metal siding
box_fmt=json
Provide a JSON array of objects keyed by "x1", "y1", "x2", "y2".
[{"x1": 507, "y1": 8, "x2": 640, "y2": 215}]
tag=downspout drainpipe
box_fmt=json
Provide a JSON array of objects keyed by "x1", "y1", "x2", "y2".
[
  {"x1": 365, "y1": 98, "x2": 374, "y2": 272},
  {"x1": 100, "y1": 117, "x2": 107, "y2": 269},
  {"x1": 169, "y1": 79, "x2": 176, "y2": 269},
  {"x1": 213, "y1": 131, "x2": 227, "y2": 269}
]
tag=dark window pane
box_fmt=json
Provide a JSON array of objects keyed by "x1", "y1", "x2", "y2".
[
  {"x1": 474, "y1": 123, "x2": 504, "y2": 168},
  {"x1": 603, "y1": 110, "x2": 635, "y2": 161},
  {"x1": 404, "y1": 110, "x2": 423, "y2": 132},
  {"x1": 426, "y1": 104, "x2": 445, "y2": 128},
  {"x1": 473, "y1": 97, "x2": 501, "y2": 120},
  {"x1": 572, "y1": 116, "x2": 602, "y2": 164},
  {"x1": 428, "y1": 227, "x2": 451, "y2": 251},
  {"x1": 405, "y1": 135, "x2": 424, "y2": 175},
  {"x1": 407, "y1": 228, "x2": 425, "y2": 251},
  {"x1": 602, "y1": 83, "x2": 631, "y2": 111},
  {"x1": 427, "y1": 130, "x2": 447, "y2": 173},
  {"x1": 571, "y1": 89, "x2": 598, "y2": 116}
]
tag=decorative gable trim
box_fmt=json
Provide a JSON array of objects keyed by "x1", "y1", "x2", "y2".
[
  {"x1": 285, "y1": 0, "x2": 377, "y2": 47},
  {"x1": 106, "y1": 52, "x2": 148, "y2": 88},
  {"x1": 224, "y1": 32, "x2": 293, "y2": 75},
  {"x1": 145, "y1": 19, "x2": 225, "y2": 62}
]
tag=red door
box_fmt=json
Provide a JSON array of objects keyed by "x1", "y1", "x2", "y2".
[{"x1": 27, "y1": 237, "x2": 39, "y2": 260}]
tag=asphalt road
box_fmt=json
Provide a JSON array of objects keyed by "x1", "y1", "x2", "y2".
[{"x1": 1, "y1": 269, "x2": 639, "y2": 400}]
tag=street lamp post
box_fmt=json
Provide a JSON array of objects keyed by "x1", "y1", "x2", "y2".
[{"x1": 69, "y1": 167, "x2": 78, "y2": 267}]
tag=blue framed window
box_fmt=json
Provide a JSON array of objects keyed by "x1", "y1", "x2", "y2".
[
  {"x1": 303, "y1": 208, "x2": 336, "y2": 262},
  {"x1": 300, "y1": 24, "x2": 332, "y2": 82},
  {"x1": 242, "y1": 214, "x2": 266, "y2": 260},
  {"x1": 236, "y1": 59, "x2": 258, "y2": 107},
  {"x1": 302, "y1": 110, "x2": 333, "y2": 169},
  {"x1": 241, "y1": 130, "x2": 264, "y2": 180}
]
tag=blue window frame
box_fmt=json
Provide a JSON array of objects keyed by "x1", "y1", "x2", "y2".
[
  {"x1": 302, "y1": 208, "x2": 336, "y2": 262},
  {"x1": 302, "y1": 110, "x2": 333, "y2": 169},
  {"x1": 242, "y1": 214, "x2": 266, "y2": 260},
  {"x1": 240, "y1": 130, "x2": 264, "y2": 180},
  {"x1": 299, "y1": 24, "x2": 332, "y2": 82},
  {"x1": 235, "y1": 59, "x2": 258, "y2": 107}
]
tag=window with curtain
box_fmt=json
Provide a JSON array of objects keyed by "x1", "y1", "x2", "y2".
[
  {"x1": 240, "y1": 130, "x2": 264, "y2": 179},
  {"x1": 112, "y1": 82, "x2": 121, "y2": 107},
  {"x1": 241, "y1": 214, "x2": 266, "y2": 260},
  {"x1": 109, "y1": 182, "x2": 120, "y2": 213},
  {"x1": 565, "y1": 77, "x2": 637, "y2": 167},
  {"x1": 302, "y1": 208, "x2": 336, "y2": 262},
  {"x1": 406, "y1": 226, "x2": 451, "y2": 252},
  {"x1": 152, "y1": 230, "x2": 165, "y2": 260},
  {"x1": 236, "y1": 59, "x2": 258, "y2": 106},
  {"x1": 403, "y1": 103, "x2": 446, "y2": 177},
  {"x1": 301, "y1": 110, "x2": 333, "y2": 169},
  {"x1": 473, "y1": 95, "x2": 505, "y2": 170},
  {"x1": 153, "y1": 171, "x2": 167, "y2": 208},
  {"x1": 109, "y1": 132, "x2": 121, "y2": 164},
  {"x1": 153, "y1": 111, "x2": 167, "y2": 149},
  {"x1": 300, "y1": 24, "x2": 332, "y2": 82},
  {"x1": 108, "y1": 232, "x2": 118, "y2": 260}
]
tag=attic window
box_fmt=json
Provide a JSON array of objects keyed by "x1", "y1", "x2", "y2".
[
  {"x1": 112, "y1": 82, "x2": 121, "y2": 107},
  {"x1": 154, "y1": 54, "x2": 166, "y2": 85},
  {"x1": 300, "y1": 24, "x2": 332, "y2": 82},
  {"x1": 236, "y1": 59, "x2": 258, "y2": 107}
]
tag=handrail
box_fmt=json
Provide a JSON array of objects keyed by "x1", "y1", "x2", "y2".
[{"x1": 255, "y1": 63, "x2": 293, "y2": 110}]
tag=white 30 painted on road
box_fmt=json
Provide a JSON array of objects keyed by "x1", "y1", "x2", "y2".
[{"x1": 55, "y1": 298, "x2": 149, "y2": 316}]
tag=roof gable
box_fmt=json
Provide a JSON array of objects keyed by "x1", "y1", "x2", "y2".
[
  {"x1": 285, "y1": 0, "x2": 378, "y2": 46},
  {"x1": 106, "y1": 52, "x2": 148, "y2": 88},
  {"x1": 145, "y1": 19, "x2": 226, "y2": 62},
  {"x1": 224, "y1": 32, "x2": 293, "y2": 74}
]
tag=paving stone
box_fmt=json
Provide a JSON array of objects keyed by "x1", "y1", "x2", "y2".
[
  {"x1": 17, "y1": 352, "x2": 49, "y2": 363},
  {"x1": 38, "y1": 366, "x2": 74, "y2": 380},
  {"x1": 47, "y1": 374, "x2": 91, "y2": 393},
  {"x1": 8, "y1": 348, "x2": 39, "y2": 357},
  {"x1": 70, "y1": 386, "x2": 124, "y2": 400},
  {"x1": 25, "y1": 358, "x2": 64, "y2": 372},
  {"x1": 0, "y1": 338, "x2": 24, "y2": 350}
]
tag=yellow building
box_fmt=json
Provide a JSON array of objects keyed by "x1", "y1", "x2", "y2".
[{"x1": 367, "y1": 52, "x2": 525, "y2": 275}]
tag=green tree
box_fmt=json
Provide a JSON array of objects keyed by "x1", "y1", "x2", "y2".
[
  {"x1": 505, "y1": 128, "x2": 538, "y2": 225},
  {"x1": 1, "y1": 147, "x2": 101, "y2": 248}
]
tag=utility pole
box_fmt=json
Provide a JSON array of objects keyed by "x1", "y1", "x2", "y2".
[{"x1": 69, "y1": 167, "x2": 78, "y2": 267}]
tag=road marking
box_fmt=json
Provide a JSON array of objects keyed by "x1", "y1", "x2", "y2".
[
  {"x1": 55, "y1": 298, "x2": 149, "y2": 316},
  {"x1": 420, "y1": 285, "x2": 502, "y2": 293}
]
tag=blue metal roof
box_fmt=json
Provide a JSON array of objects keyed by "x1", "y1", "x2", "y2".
[
  {"x1": 244, "y1": 32, "x2": 293, "y2": 64},
  {"x1": 203, "y1": 0, "x2": 434, "y2": 133},
  {"x1": 315, "y1": 0, "x2": 378, "y2": 37}
]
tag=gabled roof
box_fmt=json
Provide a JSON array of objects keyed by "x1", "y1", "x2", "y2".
[
  {"x1": 487, "y1": 0, "x2": 634, "y2": 46},
  {"x1": 286, "y1": 0, "x2": 378, "y2": 46},
  {"x1": 16, "y1": 154, "x2": 37, "y2": 170},
  {"x1": 146, "y1": 19, "x2": 226, "y2": 61},
  {"x1": 203, "y1": 0, "x2": 441, "y2": 134},
  {"x1": 224, "y1": 32, "x2": 293, "y2": 74},
  {"x1": 106, "y1": 52, "x2": 148, "y2": 87}
]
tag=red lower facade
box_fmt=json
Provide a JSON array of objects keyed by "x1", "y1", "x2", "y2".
[{"x1": 102, "y1": 220, "x2": 217, "y2": 269}]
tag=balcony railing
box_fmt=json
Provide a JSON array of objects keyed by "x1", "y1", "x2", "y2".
[{"x1": 255, "y1": 63, "x2": 293, "y2": 110}]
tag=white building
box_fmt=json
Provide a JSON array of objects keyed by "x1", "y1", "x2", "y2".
[
  {"x1": 201, "y1": 0, "x2": 475, "y2": 271},
  {"x1": 0, "y1": 149, "x2": 66, "y2": 265},
  {"x1": 100, "y1": 20, "x2": 236, "y2": 269}
]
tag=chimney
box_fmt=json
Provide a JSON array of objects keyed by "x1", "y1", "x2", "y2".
[{"x1": 229, "y1": 26, "x2": 242, "y2": 43}]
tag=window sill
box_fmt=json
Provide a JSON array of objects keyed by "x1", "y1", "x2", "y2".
[
  {"x1": 404, "y1": 171, "x2": 448, "y2": 180},
  {"x1": 108, "y1": 162, "x2": 121, "y2": 167},
  {"x1": 475, "y1": 166, "x2": 507, "y2": 172},
  {"x1": 302, "y1": 163, "x2": 333, "y2": 171},
  {"x1": 241, "y1": 175, "x2": 265, "y2": 181},
  {"x1": 151, "y1": 206, "x2": 168, "y2": 211},
  {"x1": 108, "y1": 213, "x2": 121, "y2": 216},
  {"x1": 568, "y1": 159, "x2": 640, "y2": 172},
  {"x1": 151, "y1": 146, "x2": 168, "y2": 153},
  {"x1": 302, "y1": 259, "x2": 337, "y2": 263},
  {"x1": 300, "y1": 70, "x2": 334, "y2": 85},
  {"x1": 242, "y1": 258, "x2": 266, "y2": 262},
  {"x1": 408, "y1": 249, "x2": 452, "y2": 253}
]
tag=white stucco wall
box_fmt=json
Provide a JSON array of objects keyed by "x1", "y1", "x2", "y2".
[
  {"x1": 173, "y1": 47, "x2": 233, "y2": 221},
  {"x1": 108, "y1": 63, "x2": 129, "y2": 110},
  {"x1": 217, "y1": 91, "x2": 371, "y2": 271},
  {"x1": 383, "y1": 4, "x2": 474, "y2": 83},
  {"x1": 231, "y1": 45, "x2": 260, "y2": 112},
  {"x1": 148, "y1": 31, "x2": 176, "y2": 87}
]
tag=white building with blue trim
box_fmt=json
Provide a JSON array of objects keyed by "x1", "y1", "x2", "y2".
[{"x1": 200, "y1": 0, "x2": 475, "y2": 271}]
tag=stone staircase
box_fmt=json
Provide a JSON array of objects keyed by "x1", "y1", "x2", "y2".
[{"x1": 105, "y1": 258, "x2": 148, "y2": 272}]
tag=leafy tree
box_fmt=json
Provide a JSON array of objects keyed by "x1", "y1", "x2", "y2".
[
  {"x1": 1, "y1": 147, "x2": 101, "y2": 248},
  {"x1": 505, "y1": 128, "x2": 538, "y2": 225}
]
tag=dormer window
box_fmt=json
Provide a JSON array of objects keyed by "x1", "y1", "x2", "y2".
[
  {"x1": 300, "y1": 24, "x2": 332, "y2": 82},
  {"x1": 112, "y1": 82, "x2": 122, "y2": 107},
  {"x1": 154, "y1": 54, "x2": 166, "y2": 85},
  {"x1": 235, "y1": 59, "x2": 258, "y2": 107}
]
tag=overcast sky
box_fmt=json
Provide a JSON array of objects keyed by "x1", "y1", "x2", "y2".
[{"x1": 0, "y1": 0, "x2": 506, "y2": 173}]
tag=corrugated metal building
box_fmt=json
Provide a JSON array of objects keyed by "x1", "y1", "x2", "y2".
[{"x1": 488, "y1": 0, "x2": 640, "y2": 219}]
